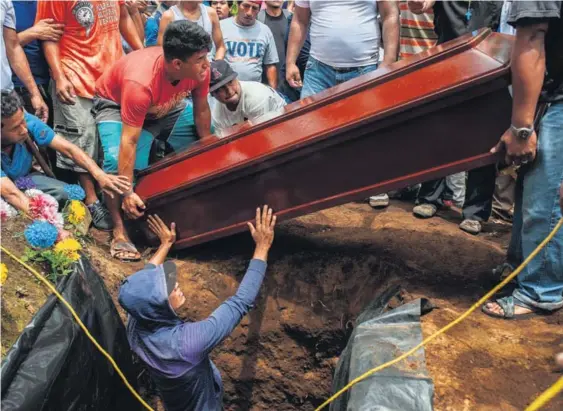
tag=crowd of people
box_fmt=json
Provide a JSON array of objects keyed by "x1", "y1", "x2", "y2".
[{"x1": 1, "y1": 0, "x2": 562, "y2": 409}]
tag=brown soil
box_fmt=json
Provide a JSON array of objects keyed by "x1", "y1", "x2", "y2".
[
  {"x1": 3, "y1": 201, "x2": 562, "y2": 410},
  {"x1": 1, "y1": 219, "x2": 51, "y2": 359}
]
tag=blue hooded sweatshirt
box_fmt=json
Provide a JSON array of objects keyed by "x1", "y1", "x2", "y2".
[{"x1": 118, "y1": 259, "x2": 267, "y2": 411}]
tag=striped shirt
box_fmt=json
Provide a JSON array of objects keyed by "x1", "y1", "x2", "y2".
[{"x1": 399, "y1": 0, "x2": 437, "y2": 59}]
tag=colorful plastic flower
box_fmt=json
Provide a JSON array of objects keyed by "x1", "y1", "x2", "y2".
[
  {"x1": 24, "y1": 188, "x2": 44, "y2": 198},
  {"x1": 67, "y1": 200, "x2": 86, "y2": 225},
  {"x1": 64, "y1": 184, "x2": 86, "y2": 201},
  {"x1": 54, "y1": 238, "x2": 82, "y2": 261},
  {"x1": 15, "y1": 176, "x2": 36, "y2": 190},
  {"x1": 28, "y1": 192, "x2": 59, "y2": 218},
  {"x1": 0, "y1": 263, "x2": 8, "y2": 286},
  {"x1": 0, "y1": 198, "x2": 18, "y2": 222},
  {"x1": 24, "y1": 221, "x2": 59, "y2": 249}
]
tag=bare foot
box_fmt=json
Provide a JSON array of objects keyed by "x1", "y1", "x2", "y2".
[{"x1": 110, "y1": 229, "x2": 140, "y2": 261}]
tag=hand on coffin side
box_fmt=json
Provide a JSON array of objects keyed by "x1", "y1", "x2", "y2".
[
  {"x1": 248, "y1": 205, "x2": 277, "y2": 262},
  {"x1": 491, "y1": 128, "x2": 538, "y2": 167},
  {"x1": 122, "y1": 192, "x2": 146, "y2": 219}
]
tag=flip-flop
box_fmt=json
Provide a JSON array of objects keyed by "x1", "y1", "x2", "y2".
[
  {"x1": 482, "y1": 296, "x2": 552, "y2": 320},
  {"x1": 110, "y1": 240, "x2": 141, "y2": 262}
]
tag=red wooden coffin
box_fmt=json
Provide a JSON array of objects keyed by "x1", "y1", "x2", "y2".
[{"x1": 134, "y1": 29, "x2": 513, "y2": 249}]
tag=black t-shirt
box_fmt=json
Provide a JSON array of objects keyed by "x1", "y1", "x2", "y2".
[
  {"x1": 433, "y1": 1, "x2": 503, "y2": 44},
  {"x1": 508, "y1": 1, "x2": 563, "y2": 102},
  {"x1": 259, "y1": 10, "x2": 289, "y2": 86}
]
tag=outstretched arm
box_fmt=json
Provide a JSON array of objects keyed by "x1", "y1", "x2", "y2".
[
  {"x1": 179, "y1": 206, "x2": 276, "y2": 362},
  {"x1": 147, "y1": 215, "x2": 177, "y2": 266},
  {"x1": 1, "y1": 176, "x2": 29, "y2": 213}
]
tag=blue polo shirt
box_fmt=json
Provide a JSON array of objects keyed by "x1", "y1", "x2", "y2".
[
  {"x1": 12, "y1": 0, "x2": 50, "y2": 87},
  {"x1": 1, "y1": 112, "x2": 55, "y2": 180}
]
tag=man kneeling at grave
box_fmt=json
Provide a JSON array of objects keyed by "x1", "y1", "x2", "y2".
[
  {"x1": 1, "y1": 90, "x2": 130, "y2": 214},
  {"x1": 210, "y1": 60, "x2": 287, "y2": 137},
  {"x1": 118, "y1": 205, "x2": 276, "y2": 411}
]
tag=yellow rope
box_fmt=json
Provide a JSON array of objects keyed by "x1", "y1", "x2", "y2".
[
  {"x1": 315, "y1": 218, "x2": 563, "y2": 411},
  {"x1": 526, "y1": 376, "x2": 563, "y2": 411},
  {"x1": 0, "y1": 245, "x2": 154, "y2": 411}
]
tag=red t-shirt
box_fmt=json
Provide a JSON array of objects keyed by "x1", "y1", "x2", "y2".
[
  {"x1": 95, "y1": 47, "x2": 210, "y2": 128},
  {"x1": 36, "y1": 0, "x2": 125, "y2": 99}
]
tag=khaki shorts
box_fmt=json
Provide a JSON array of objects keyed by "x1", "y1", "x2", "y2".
[{"x1": 51, "y1": 80, "x2": 98, "y2": 173}]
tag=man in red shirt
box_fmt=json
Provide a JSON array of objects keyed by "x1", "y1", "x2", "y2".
[{"x1": 93, "y1": 20, "x2": 212, "y2": 261}]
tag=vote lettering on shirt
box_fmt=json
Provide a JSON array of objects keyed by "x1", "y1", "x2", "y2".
[{"x1": 225, "y1": 40, "x2": 265, "y2": 63}]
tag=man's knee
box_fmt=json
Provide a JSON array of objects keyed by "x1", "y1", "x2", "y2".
[
  {"x1": 29, "y1": 174, "x2": 69, "y2": 204},
  {"x1": 98, "y1": 122, "x2": 155, "y2": 173}
]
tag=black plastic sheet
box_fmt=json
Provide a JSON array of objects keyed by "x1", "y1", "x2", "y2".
[
  {"x1": 330, "y1": 286, "x2": 435, "y2": 411},
  {"x1": 1, "y1": 258, "x2": 141, "y2": 411}
]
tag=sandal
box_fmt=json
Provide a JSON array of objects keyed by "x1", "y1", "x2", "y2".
[
  {"x1": 110, "y1": 240, "x2": 141, "y2": 262},
  {"x1": 482, "y1": 296, "x2": 551, "y2": 320}
]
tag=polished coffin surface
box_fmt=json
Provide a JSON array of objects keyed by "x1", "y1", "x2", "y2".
[{"x1": 135, "y1": 29, "x2": 513, "y2": 249}]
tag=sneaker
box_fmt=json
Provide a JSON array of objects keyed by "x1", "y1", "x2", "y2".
[
  {"x1": 459, "y1": 219, "x2": 482, "y2": 235},
  {"x1": 87, "y1": 200, "x2": 114, "y2": 231},
  {"x1": 369, "y1": 193, "x2": 390, "y2": 208},
  {"x1": 413, "y1": 203, "x2": 437, "y2": 218}
]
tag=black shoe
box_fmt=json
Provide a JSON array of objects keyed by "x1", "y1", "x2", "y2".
[{"x1": 87, "y1": 200, "x2": 114, "y2": 231}]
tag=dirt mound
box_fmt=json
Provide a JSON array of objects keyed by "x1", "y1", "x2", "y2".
[{"x1": 1, "y1": 219, "x2": 51, "y2": 359}]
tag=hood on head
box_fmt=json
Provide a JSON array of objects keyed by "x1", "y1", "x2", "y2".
[{"x1": 118, "y1": 264, "x2": 181, "y2": 330}]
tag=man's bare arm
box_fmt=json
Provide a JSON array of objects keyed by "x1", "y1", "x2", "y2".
[
  {"x1": 1, "y1": 177, "x2": 29, "y2": 213},
  {"x1": 490, "y1": 22, "x2": 548, "y2": 165},
  {"x1": 265, "y1": 64, "x2": 278, "y2": 89},
  {"x1": 5, "y1": 27, "x2": 48, "y2": 120},
  {"x1": 378, "y1": 0, "x2": 400, "y2": 66},
  {"x1": 43, "y1": 40, "x2": 76, "y2": 105},
  {"x1": 120, "y1": 4, "x2": 144, "y2": 50},
  {"x1": 209, "y1": 8, "x2": 226, "y2": 60},
  {"x1": 193, "y1": 91, "x2": 212, "y2": 139},
  {"x1": 510, "y1": 23, "x2": 548, "y2": 128}
]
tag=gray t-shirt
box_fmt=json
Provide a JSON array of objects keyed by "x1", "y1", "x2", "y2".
[
  {"x1": 1, "y1": 0, "x2": 16, "y2": 91},
  {"x1": 295, "y1": 0, "x2": 380, "y2": 68},
  {"x1": 220, "y1": 17, "x2": 279, "y2": 82},
  {"x1": 212, "y1": 80, "x2": 286, "y2": 137}
]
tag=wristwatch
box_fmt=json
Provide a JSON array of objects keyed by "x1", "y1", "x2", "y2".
[{"x1": 510, "y1": 124, "x2": 534, "y2": 140}]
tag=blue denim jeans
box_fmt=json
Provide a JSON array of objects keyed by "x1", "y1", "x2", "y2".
[
  {"x1": 300, "y1": 57, "x2": 378, "y2": 99},
  {"x1": 512, "y1": 101, "x2": 563, "y2": 311}
]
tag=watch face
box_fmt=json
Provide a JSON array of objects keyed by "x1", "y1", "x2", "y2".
[{"x1": 518, "y1": 129, "x2": 530, "y2": 139}]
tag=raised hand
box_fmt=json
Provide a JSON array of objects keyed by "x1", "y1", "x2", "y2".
[
  {"x1": 147, "y1": 214, "x2": 176, "y2": 246},
  {"x1": 247, "y1": 205, "x2": 276, "y2": 261}
]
